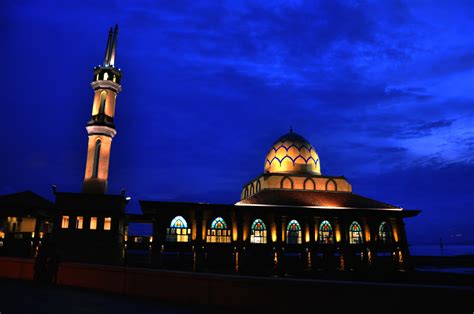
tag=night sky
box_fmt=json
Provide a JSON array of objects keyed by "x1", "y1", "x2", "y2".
[{"x1": 1, "y1": 1, "x2": 473, "y2": 244}]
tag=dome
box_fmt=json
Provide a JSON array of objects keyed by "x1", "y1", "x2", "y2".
[{"x1": 264, "y1": 130, "x2": 321, "y2": 175}]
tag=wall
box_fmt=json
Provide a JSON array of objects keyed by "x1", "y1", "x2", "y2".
[{"x1": 0, "y1": 257, "x2": 471, "y2": 312}]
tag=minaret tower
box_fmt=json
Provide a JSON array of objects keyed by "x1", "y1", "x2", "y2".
[{"x1": 82, "y1": 25, "x2": 122, "y2": 194}]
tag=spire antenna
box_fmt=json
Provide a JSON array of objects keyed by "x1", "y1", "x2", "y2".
[
  {"x1": 109, "y1": 24, "x2": 118, "y2": 66},
  {"x1": 290, "y1": 126, "x2": 293, "y2": 133},
  {"x1": 104, "y1": 27, "x2": 113, "y2": 66}
]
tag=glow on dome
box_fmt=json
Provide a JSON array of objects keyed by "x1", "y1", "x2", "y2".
[{"x1": 264, "y1": 130, "x2": 321, "y2": 175}]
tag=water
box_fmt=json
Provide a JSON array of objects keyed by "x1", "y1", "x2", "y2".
[{"x1": 410, "y1": 244, "x2": 474, "y2": 256}]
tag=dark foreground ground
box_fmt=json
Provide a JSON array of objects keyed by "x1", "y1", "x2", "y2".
[
  {"x1": 1, "y1": 272, "x2": 473, "y2": 314},
  {"x1": 0, "y1": 278, "x2": 233, "y2": 314}
]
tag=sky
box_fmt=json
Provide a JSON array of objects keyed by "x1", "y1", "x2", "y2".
[{"x1": 1, "y1": 0, "x2": 473, "y2": 245}]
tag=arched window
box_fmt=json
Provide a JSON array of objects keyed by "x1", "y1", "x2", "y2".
[
  {"x1": 286, "y1": 220, "x2": 302, "y2": 244},
  {"x1": 304, "y1": 177, "x2": 316, "y2": 190},
  {"x1": 166, "y1": 216, "x2": 191, "y2": 242},
  {"x1": 244, "y1": 187, "x2": 249, "y2": 199},
  {"x1": 99, "y1": 91, "x2": 107, "y2": 114},
  {"x1": 349, "y1": 221, "x2": 363, "y2": 244},
  {"x1": 250, "y1": 219, "x2": 267, "y2": 244},
  {"x1": 250, "y1": 184, "x2": 255, "y2": 195},
  {"x1": 281, "y1": 176, "x2": 294, "y2": 189},
  {"x1": 319, "y1": 220, "x2": 334, "y2": 244},
  {"x1": 378, "y1": 221, "x2": 392, "y2": 244},
  {"x1": 92, "y1": 139, "x2": 101, "y2": 178},
  {"x1": 206, "y1": 217, "x2": 231, "y2": 243},
  {"x1": 326, "y1": 179, "x2": 337, "y2": 191},
  {"x1": 103, "y1": 72, "x2": 109, "y2": 80}
]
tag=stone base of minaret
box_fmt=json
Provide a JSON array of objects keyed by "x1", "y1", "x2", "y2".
[{"x1": 83, "y1": 178, "x2": 107, "y2": 194}]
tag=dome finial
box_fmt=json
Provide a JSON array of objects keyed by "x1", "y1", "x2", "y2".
[{"x1": 289, "y1": 125, "x2": 293, "y2": 133}]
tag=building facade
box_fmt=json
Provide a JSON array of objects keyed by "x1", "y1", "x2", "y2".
[
  {"x1": 0, "y1": 27, "x2": 420, "y2": 273},
  {"x1": 137, "y1": 131, "x2": 419, "y2": 273}
]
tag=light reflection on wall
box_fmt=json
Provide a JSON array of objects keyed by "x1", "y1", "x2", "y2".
[
  {"x1": 271, "y1": 224, "x2": 277, "y2": 242},
  {"x1": 335, "y1": 223, "x2": 341, "y2": 242}
]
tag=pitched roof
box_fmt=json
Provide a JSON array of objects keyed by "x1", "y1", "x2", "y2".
[
  {"x1": 0, "y1": 190, "x2": 54, "y2": 216},
  {"x1": 236, "y1": 189, "x2": 401, "y2": 210}
]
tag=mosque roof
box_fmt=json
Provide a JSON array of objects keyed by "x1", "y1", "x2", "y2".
[{"x1": 236, "y1": 189, "x2": 401, "y2": 210}]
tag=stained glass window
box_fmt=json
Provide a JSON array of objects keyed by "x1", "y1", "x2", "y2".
[
  {"x1": 166, "y1": 216, "x2": 191, "y2": 242},
  {"x1": 286, "y1": 220, "x2": 302, "y2": 244},
  {"x1": 319, "y1": 220, "x2": 334, "y2": 244},
  {"x1": 378, "y1": 221, "x2": 392, "y2": 244},
  {"x1": 349, "y1": 221, "x2": 363, "y2": 244},
  {"x1": 250, "y1": 219, "x2": 267, "y2": 244},
  {"x1": 207, "y1": 217, "x2": 231, "y2": 243}
]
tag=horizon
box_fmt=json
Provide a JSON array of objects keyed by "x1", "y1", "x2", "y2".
[{"x1": 1, "y1": 1, "x2": 473, "y2": 246}]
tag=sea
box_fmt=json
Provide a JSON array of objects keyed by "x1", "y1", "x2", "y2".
[
  {"x1": 410, "y1": 244, "x2": 474, "y2": 275},
  {"x1": 410, "y1": 244, "x2": 474, "y2": 256}
]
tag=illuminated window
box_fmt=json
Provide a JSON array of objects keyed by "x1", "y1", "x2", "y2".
[
  {"x1": 103, "y1": 72, "x2": 109, "y2": 80},
  {"x1": 166, "y1": 216, "x2": 191, "y2": 242},
  {"x1": 286, "y1": 220, "x2": 302, "y2": 244},
  {"x1": 319, "y1": 220, "x2": 334, "y2": 244},
  {"x1": 76, "y1": 216, "x2": 83, "y2": 229},
  {"x1": 92, "y1": 139, "x2": 101, "y2": 178},
  {"x1": 90, "y1": 217, "x2": 97, "y2": 230},
  {"x1": 349, "y1": 221, "x2": 363, "y2": 244},
  {"x1": 61, "y1": 216, "x2": 69, "y2": 229},
  {"x1": 206, "y1": 217, "x2": 231, "y2": 243},
  {"x1": 250, "y1": 219, "x2": 267, "y2": 244},
  {"x1": 379, "y1": 221, "x2": 392, "y2": 244},
  {"x1": 104, "y1": 217, "x2": 112, "y2": 230}
]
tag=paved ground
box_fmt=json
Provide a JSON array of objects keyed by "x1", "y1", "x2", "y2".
[{"x1": 0, "y1": 279, "x2": 223, "y2": 314}]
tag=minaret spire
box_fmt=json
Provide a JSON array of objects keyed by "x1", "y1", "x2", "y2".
[
  {"x1": 109, "y1": 24, "x2": 118, "y2": 66},
  {"x1": 104, "y1": 27, "x2": 113, "y2": 66},
  {"x1": 84, "y1": 26, "x2": 123, "y2": 194}
]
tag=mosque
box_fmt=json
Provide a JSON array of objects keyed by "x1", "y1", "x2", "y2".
[{"x1": 0, "y1": 27, "x2": 420, "y2": 273}]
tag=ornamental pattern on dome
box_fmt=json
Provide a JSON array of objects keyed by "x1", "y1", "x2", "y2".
[{"x1": 264, "y1": 131, "x2": 321, "y2": 174}]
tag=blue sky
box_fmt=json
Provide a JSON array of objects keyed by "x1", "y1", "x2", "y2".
[{"x1": 1, "y1": 0, "x2": 473, "y2": 244}]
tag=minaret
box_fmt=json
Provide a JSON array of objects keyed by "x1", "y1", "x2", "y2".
[{"x1": 82, "y1": 25, "x2": 122, "y2": 194}]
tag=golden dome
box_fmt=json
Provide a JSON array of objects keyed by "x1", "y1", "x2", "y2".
[{"x1": 264, "y1": 130, "x2": 321, "y2": 175}]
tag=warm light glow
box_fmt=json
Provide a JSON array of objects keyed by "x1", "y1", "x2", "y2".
[
  {"x1": 392, "y1": 224, "x2": 399, "y2": 242},
  {"x1": 335, "y1": 227, "x2": 341, "y2": 243},
  {"x1": 271, "y1": 223, "x2": 277, "y2": 243},
  {"x1": 104, "y1": 217, "x2": 112, "y2": 230},
  {"x1": 305, "y1": 226, "x2": 310, "y2": 243},
  {"x1": 201, "y1": 223, "x2": 206, "y2": 241},
  {"x1": 90, "y1": 217, "x2": 97, "y2": 230},
  {"x1": 314, "y1": 223, "x2": 318, "y2": 242},
  {"x1": 0, "y1": 231, "x2": 5, "y2": 239},
  {"x1": 365, "y1": 225, "x2": 371, "y2": 242},
  {"x1": 61, "y1": 216, "x2": 69, "y2": 229},
  {"x1": 232, "y1": 222, "x2": 238, "y2": 242},
  {"x1": 149, "y1": 236, "x2": 153, "y2": 243},
  {"x1": 76, "y1": 216, "x2": 84, "y2": 229}
]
